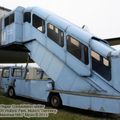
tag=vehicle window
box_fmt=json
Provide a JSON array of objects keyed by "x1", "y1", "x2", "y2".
[
  {"x1": 67, "y1": 36, "x2": 89, "y2": 65},
  {"x1": 12, "y1": 68, "x2": 22, "y2": 77},
  {"x1": 47, "y1": 23, "x2": 64, "y2": 47},
  {"x1": 91, "y1": 51, "x2": 111, "y2": 81},
  {"x1": 25, "y1": 68, "x2": 49, "y2": 80},
  {"x1": 4, "y1": 13, "x2": 14, "y2": 27},
  {"x1": 24, "y1": 12, "x2": 31, "y2": 23},
  {"x1": 32, "y1": 14, "x2": 45, "y2": 33},
  {"x1": 2, "y1": 68, "x2": 10, "y2": 78},
  {"x1": 103, "y1": 58, "x2": 109, "y2": 66},
  {"x1": 91, "y1": 51, "x2": 100, "y2": 61}
]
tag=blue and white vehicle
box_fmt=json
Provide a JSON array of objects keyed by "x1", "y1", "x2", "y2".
[
  {"x1": 0, "y1": 66, "x2": 54, "y2": 102},
  {"x1": 0, "y1": 6, "x2": 120, "y2": 114}
]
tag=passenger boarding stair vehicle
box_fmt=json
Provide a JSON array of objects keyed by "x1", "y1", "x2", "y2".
[{"x1": 0, "y1": 6, "x2": 120, "y2": 114}]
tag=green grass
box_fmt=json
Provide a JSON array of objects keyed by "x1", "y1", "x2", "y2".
[{"x1": 0, "y1": 92, "x2": 117, "y2": 120}]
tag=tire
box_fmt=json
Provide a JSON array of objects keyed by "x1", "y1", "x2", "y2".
[
  {"x1": 8, "y1": 87, "x2": 15, "y2": 97},
  {"x1": 49, "y1": 94, "x2": 62, "y2": 108}
]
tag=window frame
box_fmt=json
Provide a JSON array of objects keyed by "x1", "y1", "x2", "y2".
[
  {"x1": 32, "y1": 14, "x2": 45, "y2": 33},
  {"x1": 47, "y1": 23, "x2": 64, "y2": 47},
  {"x1": 91, "y1": 51, "x2": 100, "y2": 61},
  {"x1": 12, "y1": 68, "x2": 22, "y2": 78},
  {"x1": 66, "y1": 35, "x2": 89, "y2": 65},
  {"x1": 91, "y1": 50, "x2": 111, "y2": 81},
  {"x1": 24, "y1": 12, "x2": 31, "y2": 23},
  {"x1": 4, "y1": 13, "x2": 14, "y2": 27},
  {"x1": 2, "y1": 68, "x2": 10, "y2": 78}
]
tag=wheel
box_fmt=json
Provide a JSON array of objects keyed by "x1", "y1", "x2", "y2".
[
  {"x1": 8, "y1": 87, "x2": 15, "y2": 97},
  {"x1": 49, "y1": 94, "x2": 62, "y2": 108}
]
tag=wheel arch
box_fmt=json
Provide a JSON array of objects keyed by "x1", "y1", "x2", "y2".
[
  {"x1": 48, "y1": 91, "x2": 62, "y2": 107},
  {"x1": 7, "y1": 86, "x2": 15, "y2": 97}
]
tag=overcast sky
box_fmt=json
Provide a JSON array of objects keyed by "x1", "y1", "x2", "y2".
[{"x1": 1, "y1": 0, "x2": 120, "y2": 39}]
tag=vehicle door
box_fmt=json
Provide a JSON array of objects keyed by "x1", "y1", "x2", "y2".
[
  {"x1": 0, "y1": 68, "x2": 10, "y2": 92},
  {"x1": 14, "y1": 68, "x2": 30, "y2": 96}
]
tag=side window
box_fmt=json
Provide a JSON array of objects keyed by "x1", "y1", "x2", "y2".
[
  {"x1": 2, "y1": 68, "x2": 10, "y2": 78},
  {"x1": 67, "y1": 36, "x2": 89, "y2": 65},
  {"x1": 12, "y1": 68, "x2": 22, "y2": 77},
  {"x1": 24, "y1": 12, "x2": 31, "y2": 23},
  {"x1": 47, "y1": 23, "x2": 64, "y2": 47},
  {"x1": 91, "y1": 51, "x2": 100, "y2": 61},
  {"x1": 91, "y1": 51, "x2": 111, "y2": 81},
  {"x1": 4, "y1": 13, "x2": 14, "y2": 27},
  {"x1": 32, "y1": 14, "x2": 45, "y2": 33},
  {"x1": 103, "y1": 58, "x2": 110, "y2": 66}
]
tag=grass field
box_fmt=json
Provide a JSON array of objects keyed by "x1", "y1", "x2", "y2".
[{"x1": 0, "y1": 91, "x2": 119, "y2": 120}]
